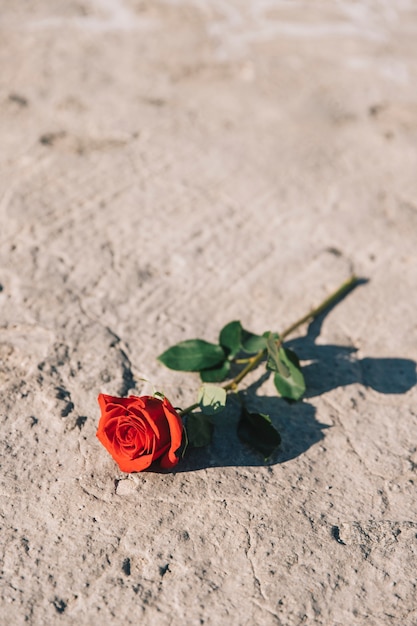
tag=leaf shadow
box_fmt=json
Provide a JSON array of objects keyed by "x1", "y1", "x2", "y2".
[{"x1": 286, "y1": 309, "x2": 416, "y2": 398}]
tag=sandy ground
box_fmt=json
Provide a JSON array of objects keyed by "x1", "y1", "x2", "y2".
[{"x1": 1, "y1": 1, "x2": 417, "y2": 624}]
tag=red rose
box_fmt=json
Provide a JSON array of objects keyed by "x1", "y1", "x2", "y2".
[{"x1": 96, "y1": 394, "x2": 183, "y2": 472}]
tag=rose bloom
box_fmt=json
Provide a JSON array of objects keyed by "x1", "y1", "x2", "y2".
[{"x1": 97, "y1": 394, "x2": 183, "y2": 472}]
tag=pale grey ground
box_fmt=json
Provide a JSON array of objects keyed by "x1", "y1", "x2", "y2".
[{"x1": 1, "y1": 1, "x2": 417, "y2": 625}]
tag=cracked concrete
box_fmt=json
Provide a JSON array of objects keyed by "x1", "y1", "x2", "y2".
[{"x1": 1, "y1": 0, "x2": 417, "y2": 624}]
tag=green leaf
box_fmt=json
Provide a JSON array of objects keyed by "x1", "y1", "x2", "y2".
[
  {"x1": 219, "y1": 321, "x2": 242, "y2": 359},
  {"x1": 200, "y1": 360, "x2": 231, "y2": 383},
  {"x1": 237, "y1": 407, "x2": 281, "y2": 459},
  {"x1": 241, "y1": 330, "x2": 269, "y2": 354},
  {"x1": 266, "y1": 333, "x2": 290, "y2": 378},
  {"x1": 218, "y1": 322, "x2": 275, "y2": 356},
  {"x1": 273, "y1": 348, "x2": 306, "y2": 401},
  {"x1": 197, "y1": 384, "x2": 227, "y2": 415},
  {"x1": 158, "y1": 339, "x2": 225, "y2": 372},
  {"x1": 185, "y1": 413, "x2": 213, "y2": 448}
]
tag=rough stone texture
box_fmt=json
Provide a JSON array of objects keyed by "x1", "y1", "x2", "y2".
[{"x1": 1, "y1": 1, "x2": 417, "y2": 624}]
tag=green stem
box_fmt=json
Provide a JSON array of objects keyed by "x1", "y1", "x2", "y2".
[
  {"x1": 226, "y1": 274, "x2": 358, "y2": 391},
  {"x1": 280, "y1": 274, "x2": 358, "y2": 340},
  {"x1": 224, "y1": 352, "x2": 264, "y2": 391},
  {"x1": 179, "y1": 274, "x2": 359, "y2": 416}
]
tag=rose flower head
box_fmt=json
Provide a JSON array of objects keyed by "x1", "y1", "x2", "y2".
[{"x1": 96, "y1": 394, "x2": 183, "y2": 472}]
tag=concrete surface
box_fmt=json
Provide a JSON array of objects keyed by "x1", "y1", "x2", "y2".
[{"x1": 1, "y1": 1, "x2": 417, "y2": 624}]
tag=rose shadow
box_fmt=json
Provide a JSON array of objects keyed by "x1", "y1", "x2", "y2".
[{"x1": 172, "y1": 396, "x2": 328, "y2": 472}]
